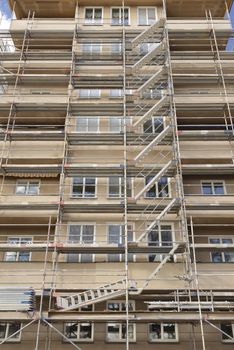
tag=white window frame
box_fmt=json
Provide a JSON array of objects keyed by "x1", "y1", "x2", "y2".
[
  {"x1": 64, "y1": 322, "x2": 94, "y2": 342},
  {"x1": 201, "y1": 180, "x2": 226, "y2": 195},
  {"x1": 221, "y1": 323, "x2": 234, "y2": 342},
  {"x1": 137, "y1": 7, "x2": 157, "y2": 26},
  {"x1": 79, "y1": 89, "x2": 101, "y2": 99},
  {"x1": 76, "y1": 117, "x2": 100, "y2": 133},
  {"x1": 107, "y1": 223, "x2": 135, "y2": 262},
  {"x1": 4, "y1": 236, "x2": 33, "y2": 262},
  {"x1": 106, "y1": 301, "x2": 135, "y2": 342},
  {"x1": 144, "y1": 177, "x2": 171, "y2": 198},
  {"x1": 110, "y1": 7, "x2": 130, "y2": 26},
  {"x1": 147, "y1": 223, "x2": 175, "y2": 262},
  {"x1": 109, "y1": 89, "x2": 123, "y2": 98},
  {"x1": 67, "y1": 223, "x2": 96, "y2": 263},
  {"x1": 15, "y1": 180, "x2": 40, "y2": 195},
  {"x1": 71, "y1": 177, "x2": 97, "y2": 198},
  {"x1": 84, "y1": 7, "x2": 103, "y2": 25},
  {"x1": 209, "y1": 237, "x2": 234, "y2": 263},
  {"x1": 108, "y1": 117, "x2": 131, "y2": 133},
  {"x1": 111, "y1": 42, "x2": 122, "y2": 54},
  {"x1": 0, "y1": 323, "x2": 22, "y2": 342},
  {"x1": 108, "y1": 177, "x2": 132, "y2": 198},
  {"x1": 82, "y1": 42, "x2": 102, "y2": 54},
  {"x1": 148, "y1": 323, "x2": 178, "y2": 342}
]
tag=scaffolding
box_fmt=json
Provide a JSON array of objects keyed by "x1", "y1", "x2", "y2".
[{"x1": 0, "y1": 0, "x2": 234, "y2": 349}]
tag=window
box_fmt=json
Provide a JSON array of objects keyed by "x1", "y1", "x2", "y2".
[
  {"x1": 72, "y1": 177, "x2": 96, "y2": 198},
  {"x1": 139, "y1": 42, "x2": 160, "y2": 54},
  {"x1": 148, "y1": 323, "x2": 178, "y2": 342},
  {"x1": 107, "y1": 300, "x2": 134, "y2": 311},
  {"x1": 144, "y1": 117, "x2": 164, "y2": 134},
  {"x1": 201, "y1": 181, "x2": 225, "y2": 195},
  {"x1": 79, "y1": 89, "x2": 100, "y2": 99},
  {"x1": 111, "y1": 42, "x2": 122, "y2": 54},
  {"x1": 64, "y1": 322, "x2": 93, "y2": 342},
  {"x1": 0, "y1": 323, "x2": 21, "y2": 342},
  {"x1": 85, "y1": 8, "x2": 103, "y2": 25},
  {"x1": 221, "y1": 323, "x2": 234, "y2": 342},
  {"x1": 107, "y1": 301, "x2": 135, "y2": 342},
  {"x1": 209, "y1": 237, "x2": 234, "y2": 263},
  {"x1": 108, "y1": 224, "x2": 134, "y2": 262},
  {"x1": 138, "y1": 7, "x2": 157, "y2": 25},
  {"x1": 142, "y1": 89, "x2": 163, "y2": 99},
  {"x1": 82, "y1": 42, "x2": 101, "y2": 54},
  {"x1": 15, "y1": 180, "x2": 40, "y2": 195},
  {"x1": 109, "y1": 89, "x2": 123, "y2": 98},
  {"x1": 148, "y1": 224, "x2": 173, "y2": 262},
  {"x1": 67, "y1": 224, "x2": 95, "y2": 263},
  {"x1": 76, "y1": 117, "x2": 99, "y2": 133},
  {"x1": 111, "y1": 8, "x2": 129, "y2": 25},
  {"x1": 108, "y1": 177, "x2": 132, "y2": 198},
  {"x1": 4, "y1": 237, "x2": 32, "y2": 262},
  {"x1": 109, "y1": 117, "x2": 131, "y2": 133},
  {"x1": 145, "y1": 176, "x2": 169, "y2": 198}
]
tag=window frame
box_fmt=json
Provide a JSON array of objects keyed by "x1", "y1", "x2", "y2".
[
  {"x1": 79, "y1": 89, "x2": 101, "y2": 99},
  {"x1": 64, "y1": 321, "x2": 94, "y2": 342},
  {"x1": 108, "y1": 177, "x2": 132, "y2": 198},
  {"x1": 66, "y1": 223, "x2": 96, "y2": 263},
  {"x1": 148, "y1": 322, "x2": 178, "y2": 342},
  {"x1": 209, "y1": 236, "x2": 234, "y2": 263},
  {"x1": 111, "y1": 42, "x2": 122, "y2": 54},
  {"x1": 76, "y1": 117, "x2": 100, "y2": 133},
  {"x1": 221, "y1": 323, "x2": 234, "y2": 343},
  {"x1": 107, "y1": 223, "x2": 135, "y2": 262},
  {"x1": 110, "y1": 7, "x2": 130, "y2": 26},
  {"x1": 0, "y1": 322, "x2": 22, "y2": 342},
  {"x1": 15, "y1": 180, "x2": 40, "y2": 196},
  {"x1": 106, "y1": 300, "x2": 136, "y2": 342},
  {"x1": 108, "y1": 117, "x2": 131, "y2": 133},
  {"x1": 143, "y1": 116, "x2": 165, "y2": 134},
  {"x1": 82, "y1": 42, "x2": 102, "y2": 54},
  {"x1": 137, "y1": 7, "x2": 157, "y2": 26},
  {"x1": 109, "y1": 89, "x2": 123, "y2": 98},
  {"x1": 201, "y1": 180, "x2": 226, "y2": 195},
  {"x1": 147, "y1": 223, "x2": 174, "y2": 262},
  {"x1": 4, "y1": 236, "x2": 33, "y2": 262},
  {"x1": 144, "y1": 176, "x2": 171, "y2": 198},
  {"x1": 84, "y1": 7, "x2": 103, "y2": 25},
  {"x1": 71, "y1": 177, "x2": 97, "y2": 198}
]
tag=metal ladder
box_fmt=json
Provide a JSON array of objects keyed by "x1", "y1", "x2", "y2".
[{"x1": 56, "y1": 279, "x2": 129, "y2": 310}]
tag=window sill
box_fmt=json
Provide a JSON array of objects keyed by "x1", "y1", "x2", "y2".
[
  {"x1": 70, "y1": 196, "x2": 97, "y2": 199},
  {"x1": 106, "y1": 340, "x2": 136, "y2": 343},
  {"x1": 148, "y1": 340, "x2": 179, "y2": 343},
  {"x1": 63, "y1": 339, "x2": 94, "y2": 343}
]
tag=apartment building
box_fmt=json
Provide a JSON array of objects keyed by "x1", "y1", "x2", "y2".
[{"x1": 0, "y1": 0, "x2": 234, "y2": 348}]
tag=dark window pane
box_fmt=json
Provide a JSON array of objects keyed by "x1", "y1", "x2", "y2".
[
  {"x1": 221, "y1": 323, "x2": 233, "y2": 340},
  {"x1": 202, "y1": 183, "x2": 212, "y2": 195},
  {"x1": 214, "y1": 183, "x2": 224, "y2": 195}
]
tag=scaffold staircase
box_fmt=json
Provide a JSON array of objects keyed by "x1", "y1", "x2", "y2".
[
  {"x1": 56, "y1": 279, "x2": 127, "y2": 310},
  {"x1": 131, "y1": 18, "x2": 165, "y2": 48},
  {"x1": 132, "y1": 41, "x2": 164, "y2": 73}
]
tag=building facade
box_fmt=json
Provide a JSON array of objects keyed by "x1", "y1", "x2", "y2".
[{"x1": 0, "y1": 0, "x2": 234, "y2": 348}]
